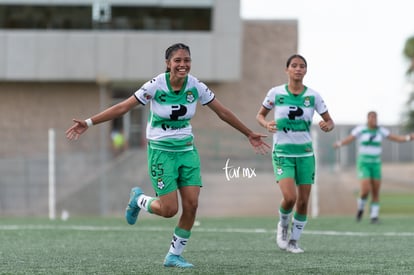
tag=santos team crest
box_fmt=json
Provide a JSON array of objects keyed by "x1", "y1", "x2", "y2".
[
  {"x1": 157, "y1": 178, "x2": 165, "y2": 190},
  {"x1": 186, "y1": 91, "x2": 195, "y2": 103},
  {"x1": 277, "y1": 167, "x2": 283, "y2": 175},
  {"x1": 303, "y1": 96, "x2": 311, "y2": 107}
]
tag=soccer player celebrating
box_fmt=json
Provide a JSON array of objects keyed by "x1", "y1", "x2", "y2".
[
  {"x1": 256, "y1": 54, "x2": 334, "y2": 253},
  {"x1": 333, "y1": 111, "x2": 414, "y2": 223},
  {"x1": 66, "y1": 43, "x2": 270, "y2": 268}
]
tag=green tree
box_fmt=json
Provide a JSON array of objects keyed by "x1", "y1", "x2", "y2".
[{"x1": 402, "y1": 36, "x2": 414, "y2": 130}]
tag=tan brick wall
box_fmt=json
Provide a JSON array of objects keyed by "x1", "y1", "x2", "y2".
[{"x1": 0, "y1": 82, "x2": 109, "y2": 155}]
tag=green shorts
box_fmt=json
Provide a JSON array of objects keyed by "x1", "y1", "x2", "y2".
[
  {"x1": 272, "y1": 153, "x2": 315, "y2": 185},
  {"x1": 147, "y1": 146, "x2": 202, "y2": 196},
  {"x1": 357, "y1": 160, "x2": 381, "y2": 180}
]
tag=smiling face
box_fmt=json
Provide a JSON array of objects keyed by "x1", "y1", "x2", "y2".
[
  {"x1": 166, "y1": 48, "x2": 191, "y2": 80},
  {"x1": 286, "y1": 56, "x2": 307, "y2": 82}
]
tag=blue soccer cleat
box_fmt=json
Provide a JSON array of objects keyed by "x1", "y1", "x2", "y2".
[
  {"x1": 163, "y1": 252, "x2": 194, "y2": 268},
  {"x1": 125, "y1": 187, "x2": 143, "y2": 225}
]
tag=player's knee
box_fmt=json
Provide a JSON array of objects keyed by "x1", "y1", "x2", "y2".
[
  {"x1": 295, "y1": 200, "x2": 308, "y2": 212},
  {"x1": 161, "y1": 205, "x2": 179, "y2": 218},
  {"x1": 182, "y1": 199, "x2": 198, "y2": 211},
  {"x1": 284, "y1": 196, "x2": 297, "y2": 208}
]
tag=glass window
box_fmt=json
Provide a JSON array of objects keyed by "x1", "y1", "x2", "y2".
[
  {"x1": 0, "y1": 5, "x2": 92, "y2": 30},
  {"x1": 0, "y1": 4, "x2": 212, "y2": 31}
]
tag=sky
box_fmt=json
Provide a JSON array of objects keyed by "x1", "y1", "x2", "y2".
[{"x1": 241, "y1": 0, "x2": 414, "y2": 125}]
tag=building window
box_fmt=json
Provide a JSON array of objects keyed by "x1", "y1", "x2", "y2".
[
  {"x1": 0, "y1": 5, "x2": 212, "y2": 31},
  {"x1": 110, "y1": 6, "x2": 211, "y2": 31},
  {"x1": 0, "y1": 5, "x2": 92, "y2": 29}
]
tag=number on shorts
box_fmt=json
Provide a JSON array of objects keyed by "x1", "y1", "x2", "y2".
[{"x1": 151, "y1": 163, "x2": 164, "y2": 177}]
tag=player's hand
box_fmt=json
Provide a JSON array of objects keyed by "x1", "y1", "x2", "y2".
[
  {"x1": 333, "y1": 141, "x2": 341, "y2": 149},
  {"x1": 66, "y1": 119, "x2": 88, "y2": 140},
  {"x1": 266, "y1": 121, "x2": 277, "y2": 133},
  {"x1": 247, "y1": 132, "x2": 271, "y2": 154},
  {"x1": 319, "y1": 120, "x2": 332, "y2": 132}
]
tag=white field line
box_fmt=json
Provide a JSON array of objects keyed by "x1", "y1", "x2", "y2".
[{"x1": 0, "y1": 224, "x2": 413, "y2": 237}]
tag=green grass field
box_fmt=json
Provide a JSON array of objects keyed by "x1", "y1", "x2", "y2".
[{"x1": 1, "y1": 214, "x2": 414, "y2": 274}]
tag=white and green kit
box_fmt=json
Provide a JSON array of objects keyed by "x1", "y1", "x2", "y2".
[
  {"x1": 134, "y1": 72, "x2": 215, "y2": 195},
  {"x1": 351, "y1": 125, "x2": 390, "y2": 179},
  {"x1": 262, "y1": 84, "x2": 328, "y2": 183}
]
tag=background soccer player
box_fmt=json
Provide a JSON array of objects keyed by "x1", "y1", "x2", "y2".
[
  {"x1": 333, "y1": 111, "x2": 414, "y2": 223},
  {"x1": 256, "y1": 54, "x2": 334, "y2": 253}
]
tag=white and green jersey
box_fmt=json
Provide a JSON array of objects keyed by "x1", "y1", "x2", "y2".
[
  {"x1": 262, "y1": 84, "x2": 328, "y2": 157},
  {"x1": 351, "y1": 125, "x2": 390, "y2": 163},
  {"x1": 134, "y1": 73, "x2": 215, "y2": 152}
]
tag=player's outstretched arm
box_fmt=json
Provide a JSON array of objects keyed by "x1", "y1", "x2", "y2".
[
  {"x1": 66, "y1": 119, "x2": 89, "y2": 140},
  {"x1": 388, "y1": 132, "x2": 414, "y2": 142},
  {"x1": 66, "y1": 96, "x2": 139, "y2": 141},
  {"x1": 207, "y1": 98, "x2": 270, "y2": 154},
  {"x1": 333, "y1": 135, "x2": 355, "y2": 149},
  {"x1": 246, "y1": 132, "x2": 271, "y2": 155}
]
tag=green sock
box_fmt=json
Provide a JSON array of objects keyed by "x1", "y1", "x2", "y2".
[{"x1": 279, "y1": 206, "x2": 293, "y2": 228}]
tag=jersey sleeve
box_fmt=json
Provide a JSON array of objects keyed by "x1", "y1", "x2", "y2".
[
  {"x1": 314, "y1": 92, "x2": 328, "y2": 115},
  {"x1": 262, "y1": 88, "x2": 276, "y2": 110},
  {"x1": 134, "y1": 77, "x2": 158, "y2": 105},
  {"x1": 351, "y1": 125, "x2": 363, "y2": 137},
  {"x1": 379, "y1": 126, "x2": 391, "y2": 137},
  {"x1": 197, "y1": 81, "x2": 215, "y2": 105}
]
